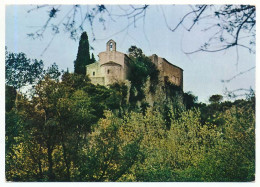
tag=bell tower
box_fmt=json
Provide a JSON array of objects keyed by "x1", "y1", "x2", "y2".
[{"x1": 106, "y1": 39, "x2": 116, "y2": 52}]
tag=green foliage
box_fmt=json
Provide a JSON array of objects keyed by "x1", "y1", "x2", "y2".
[
  {"x1": 74, "y1": 32, "x2": 91, "y2": 75},
  {"x1": 61, "y1": 72, "x2": 90, "y2": 90},
  {"x1": 6, "y1": 91, "x2": 255, "y2": 181},
  {"x1": 45, "y1": 62, "x2": 61, "y2": 81},
  {"x1": 5, "y1": 53, "x2": 255, "y2": 181},
  {"x1": 75, "y1": 111, "x2": 143, "y2": 181},
  {"x1": 199, "y1": 93, "x2": 255, "y2": 127},
  {"x1": 183, "y1": 91, "x2": 198, "y2": 110},
  {"x1": 128, "y1": 45, "x2": 143, "y2": 58},
  {"x1": 5, "y1": 50, "x2": 44, "y2": 89},
  {"x1": 5, "y1": 85, "x2": 16, "y2": 112},
  {"x1": 128, "y1": 46, "x2": 159, "y2": 105},
  {"x1": 209, "y1": 94, "x2": 223, "y2": 104},
  {"x1": 108, "y1": 83, "x2": 129, "y2": 115},
  {"x1": 163, "y1": 81, "x2": 185, "y2": 117},
  {"x1": 5, "y1": 69, "x2": 132, "y2": 181},
  {"x1": 90, "y1": 53, "x2": 96, "y2": 64},
  {"x1": 177, "y1": 105, "x2": 255, "y2": 181}
]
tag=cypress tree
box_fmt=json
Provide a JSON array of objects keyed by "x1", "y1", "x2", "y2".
[
  {"x1": 74, "y1": 32, "x2": 91, "y2": 75},
  {"x1": 91, "y1": 53, "x2": 96, "y2": 64}
]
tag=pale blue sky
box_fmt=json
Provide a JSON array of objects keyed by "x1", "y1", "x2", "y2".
[{"x1": 5, "y1": 5, "x2": 255, "y2": 102}]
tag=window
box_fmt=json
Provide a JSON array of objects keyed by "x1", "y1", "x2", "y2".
[
  {"x1": 93, "y1": 72, "x2": 95, "y2": 76},
  {"x1": 107, "y1": 69, "x2": 110, "y2": 74},
  {"x1": 109, "y1": 42, "x2": 113, "y2": 51}
]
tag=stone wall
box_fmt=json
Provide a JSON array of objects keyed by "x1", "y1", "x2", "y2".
[
  {"x1": 86, "y1": 40, "x2": 130, "y2": 86},
  {"x1": 150, "y1": 54, "x2": 183, "y2": 89},
  {"x1": 86, "y1": 62, "x2": 105, "y2": 85},
  {"x1": 101, "y1": 63, "x2": 123, "y2": 85},
  {"x1": 160, "y1": 58, "x2": 183, "y2": 89},
  {"x1": 90, "y1": 77, "x2": 105, "y2": 85}
]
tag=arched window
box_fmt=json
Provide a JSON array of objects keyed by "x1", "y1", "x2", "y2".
[
  {"x1": 107, "y1": 69, "x2": 110, "y2": 74},
  {"x1": 93, "y1": 72, "x2": 95, "y2": 76},
  {"x1": 106, "y1": 40, "x2": 116, "y2": 52},
  {"x1": 109, "y1": 42, "x2": 113, "y2": 51}
]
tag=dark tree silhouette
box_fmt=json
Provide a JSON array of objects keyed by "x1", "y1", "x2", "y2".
[
  {"x1": 90, "y1": 53, "x2": 96, "y2": 64},
  {"x1": 5, "y1": 50, "x2": 44, "y2": 90},
  {"x1": 74, "y1": 31, "x2": 91, "y2": 75},
  {"x1": 209, "y1": 94, "x2": 223, "y2": 104}
]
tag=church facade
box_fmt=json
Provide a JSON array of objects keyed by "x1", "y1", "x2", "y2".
[{"x1": 86, "y1": 39, "x2": 183, "y2": 89}]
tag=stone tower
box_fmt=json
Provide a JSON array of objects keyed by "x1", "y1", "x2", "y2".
[{"x1": 86, "y1": 39, "x2": 131, "y2": 85}]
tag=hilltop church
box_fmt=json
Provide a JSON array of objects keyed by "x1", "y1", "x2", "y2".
[{"x1": 86, "y1": 39, "x2": 183, "y2": 89}]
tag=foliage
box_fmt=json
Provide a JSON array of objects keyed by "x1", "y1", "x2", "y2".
[
  {"x1": 5, "y1": 50, "x2": 44, "y2": 90},
  {"x1": 183, "y1": 91, "x2": 198, "y2": 110},
  {"x1": 5, "y1": 55, "x2": 255, "y2": 181},
  {"x1": 127, "y1": 46, "x2": 159, "y2": 106},
  {"x1": 6, "y1": 90, "x2": 255, "y2": 182},
  {"x1": 177, "y1": 105, "x2": 255, "y2": 181},
  {"x1": 108, "y1": 82, "x2": 129, "y2": 116},
  {"x1": 209, "y1": 94, "x2": 223, "y2": 104},
  {"x1": 164, "y1": 80, "x2": 183, "y2": 106},
  {"x1": 74, "y1": 32, "x2": 92, "y2": 75},
  {"x1": 5, "y1": 85, "x2": 16, "y2": 112},
  {"x1": 44, "y1": 62, "x2": 61, "y2": 81},
  {"x1": 90, "y1": 53, "x2": 96, "y2": 64},
  {"x1": 75, "y1": 111, "x2": 143, "y2": 181}
]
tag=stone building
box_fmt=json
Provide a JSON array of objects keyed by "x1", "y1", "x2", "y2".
[{"x1": 86, "y1": 39, "x2": 183, "y2": 89}]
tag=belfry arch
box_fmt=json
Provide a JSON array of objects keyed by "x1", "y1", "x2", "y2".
[{"x1": 106, "y1": 39, "x2": 116, "y2": 52}]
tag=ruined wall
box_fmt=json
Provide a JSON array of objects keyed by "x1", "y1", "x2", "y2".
[
  {"x1": 150, "y1": 54, "x2": 183, "y2": 89},
  {"x1": 160, "y1": 58, "x2": 183, "y2": 89}
]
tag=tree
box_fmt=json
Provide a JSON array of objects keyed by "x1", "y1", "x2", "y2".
[
  {"x1": 44, "y1": 62, "x2": 61, "y2": 81},
  {"x1": 5, "y1": 50, "x2": 44, "y2": 90},
  {"x1": 74, "y1": 31, "x2": 91, "y2": 75},
  {"x1": 209, "y1": 94, "x2": 223, "y2": 104},
  {"x1": 75, "y1": 111, "x2": 143, "y2": 181},
  {"x1": 90, "y1": 53, "x2": 96, "y2": 64},
  {"x1": 127, "y1": 46, "x2": 159, "y2": 105},
  {"x1": 128, "y1": 46, "x2": 143, "y2": 58},
  {"x1": 183, "y1": 91, "x2": 198, "y2": 110},
  {"x1": 183, "y1": 105, "x2": 255, "y2": 181},
  {"x1": 5, "y1": 85, "x2": 17, "y2": 112},
  {"x1": 6, "y1": 79, "x2": 255, "y2": 181}
]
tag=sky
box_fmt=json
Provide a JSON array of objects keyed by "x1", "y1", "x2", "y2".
[{"x1": 5, "y1": 4, "x2": 256, "y2": 103}]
